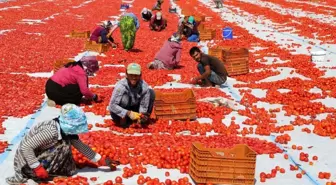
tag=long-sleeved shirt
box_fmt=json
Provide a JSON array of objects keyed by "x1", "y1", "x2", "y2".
[
  {"x1": 51, "y1": 65, "x2": 94, "y2": 99},
  {"x1": 118, "y1": 13, "x2": 140, "y2": 30},
  {"x1": 14, "y1": 119, "x2": 100, "y2": 171},
  {"x1": 108, "y1": 78, "x2": 151, "y2": 118},
  {"x1": 155, "y1": 40, "x2": 182, "y2": 69}
]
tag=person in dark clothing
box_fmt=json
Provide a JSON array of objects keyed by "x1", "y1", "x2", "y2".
[
  {"x1": 45, "y1": 55, "x2": 101, "y2": 106},
  {"x1": 6, "y1": 104, "x2": 120, "y2": 185},
  {"x1": 149, "y1": 12, "x2": 167, "y2": 31},
  {"x1": 90, "y1": 20, "x2": 117, "y2": 48},
  {"x1": 189, "y1": 47, "x2": 228, "y2": 86},
  {"x1": 141, "y1": 8, "x2": 152, "y2": 21},
  {"x1": 152, "y1": 0, "x2": 163, "y2": 10}
]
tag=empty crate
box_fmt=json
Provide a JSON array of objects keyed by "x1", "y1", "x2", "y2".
[
  {"x1": 70, "y1": 30, "x2": 90, "y2": 38},
  {"x1": 84, "y1": 41, "x2": 109, "y2": 53},
  {"x1": 199, "y1": 29, "x2": 216, "y2": 40},
  {"x1": 54, "y1": 59, "x2": 74, "y2": 73},
  {"x1": 154, "y1": 89, "x2": 197, "y2": 120},
  {"x1": 189, "y1": 142, "x2": 257, "y2": 185}
]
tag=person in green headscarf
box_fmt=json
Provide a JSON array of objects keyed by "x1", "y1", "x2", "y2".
[{"x1": 118, "y1": 12, "x2": 140, "y2": 51}]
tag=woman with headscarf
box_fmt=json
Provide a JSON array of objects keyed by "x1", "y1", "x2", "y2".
[
  {"x1": 90, "y1": 20, "x2": 117, "y2": 48},
  {"x1": 6, "y1": 104, "x2": 120, "y2": 185},
  {"x1": 149, "y1": 11, "x2": 167, "y2": 32},
  {"x1": 118, "y1": 12, "x2": 140, "y2": 51},
  {"x1": 45, "y1": 55, "x2": 101, "y2": 106},
  {"x1": 141, "y1": 8, "x2": 152, "y2": 21},
  {"x1": 147, "y1": 33, "x2": 182, "y2": 70},
  {"x1": 182, "y1": 16, "x2": 200, "y2": 42}
]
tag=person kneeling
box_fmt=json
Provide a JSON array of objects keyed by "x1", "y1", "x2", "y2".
[
  {"x1": 6, "y1": 104, "x2": 119, "y2": 185},
  {"x1": 189, "y1": 46, "x2": 228, "y2": 87},
  {"x1": 108, "y1": 63, "x2": 155, "y2": 128},
  {"x1": 147, "y1": 33, "x2": 182, "y2": 70},
  {"x1": 149, "y1": 12, "x2": 167, "y2": 32},
  {"x1": 141, "y1": 8, "x2": 152, "y2": 22}
]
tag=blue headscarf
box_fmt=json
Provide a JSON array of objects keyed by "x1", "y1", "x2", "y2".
[{"x1": 59, "y1": 104, "x2": 88, "y2": 135}]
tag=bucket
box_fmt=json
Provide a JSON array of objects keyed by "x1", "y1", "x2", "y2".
[
  {"x1": 311, "y1": 50, "x2": 326, "y2": 62},
  {"x1": 222, "y1": 27, "x2": 233, "y2": 40}
]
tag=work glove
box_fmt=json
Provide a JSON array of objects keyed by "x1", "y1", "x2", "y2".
[
  {"x1": 98, "y1": 156, "x2": 120, "y2": 171},
  {"x1": 93, "y1": 94, "x2": 103, "y2": 103},
  {"x1": 33, "y1": 165, "x2": 49, "y2": 179},
  {"x1": 140, "y1": 114, "x2": 149, "y2": 125},
  {"x1": 128, "y1": 111, "x2": 141, "y2": 120}
]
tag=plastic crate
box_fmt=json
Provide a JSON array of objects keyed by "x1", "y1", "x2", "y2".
[
  {"x1": 221, "y1": 48, "x2": 249, "y2": 76},
  {"x1": 70, "y1": 30, "x2": 90, "y2": 38},
  {"x1": 84, "y1": 41, "x2": 109, "y2": 53},
  {"x1": 54, "y1": 59, "x2": 74, "y2": 73},
  {"x1": 189, "y1": 142, "x2": 257, "y2": 185},
  {"x1": 199, "y1": 29, "x2": 216, "y2": 40},
  {"x1": 154, "y1": 89, "x2": 197, "y2": 120}
]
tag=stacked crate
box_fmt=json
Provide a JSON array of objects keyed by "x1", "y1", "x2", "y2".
[
  {"x1": 154, "y1": 89, "x2": 197, "y2": 120},
  {"x1": 84, "y1": 41, "x2": 109, "y2": 53},
  {"x1": 69, "y1": 30, "x2": 90, "y2": 38},
  {"x1": 209, "y1": 47, "x2": 249, "y2": 76},
  {"x1": 199, "y1": 29, "x2": 216, "y2": 40},
  {"x1": 189, "y1": 142, "x2": 257, "y2": 185},
  {"x1": 54, "y1": 59, "x2": 74, "y2": 73}
]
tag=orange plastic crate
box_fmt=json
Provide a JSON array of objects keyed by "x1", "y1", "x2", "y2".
[
  {"x1": 199, "y1": 29, "x2": 216, "y2": 40},
  {"x1": 154, "y1": 89, "x2": 196, "y2": 120},
  {"x1": 189, "y1": 142, "x2": 257, "y2": 185},
  {"x1": 84, "y1": 41, "x2": 109, "y2": 53},
  {"x1": 70, "y1": 30, "x2": 90, "y2": 38},
  {"x1": 54, "y1": 59, "x2": 74, "y2": 73},
  {"x1": 222, "y1": 48, "x2": 249, "y2": 76}
]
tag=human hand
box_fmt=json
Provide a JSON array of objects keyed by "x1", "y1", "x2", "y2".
[{"x1": 128, "y1": 111, "x2": 141, "y2": 120}]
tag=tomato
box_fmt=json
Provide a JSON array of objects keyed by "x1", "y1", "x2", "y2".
[{"x1": 115, "y1": 176, "x2": 123, "y2": 183}]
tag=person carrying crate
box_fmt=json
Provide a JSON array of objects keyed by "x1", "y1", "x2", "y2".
[
  {"x1": 149, "y1": 12, "x2": 167, "y2": 32},
  {"x1": 108, "y1": 63, "x2": 155, "y2": 128},
  {"x1": 6, "y1": 104, "x2": 120, "y2": 185},
  {"x1": 90, "y1": 20, "x2": 118, "y2": 48},
  {"x1": 147, "y1": 33, "x2": 182, "y2": 70},
  {"x1": 117, "y1": 12, "x2": 140, "y2": 51},
  {"x1": 189, "y1": 46, "x2": 228, "y2": 87},
  {"x1": 141, "y1": 8, "x2": 152, "y2": 21}
]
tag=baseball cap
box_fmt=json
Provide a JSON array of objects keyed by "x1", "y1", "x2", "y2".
[
  {"x1": 156, "y1": 12, "x2": 162, "y2": 20},
  {"x1": 127, "y1": 63, "x2": 141, "y2": 75}
]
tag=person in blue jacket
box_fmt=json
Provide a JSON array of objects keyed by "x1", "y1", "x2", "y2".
[{"x1": 118, "y1": 12, "x2": 140, "y2": 51}]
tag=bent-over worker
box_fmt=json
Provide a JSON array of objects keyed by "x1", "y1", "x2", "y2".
[
  {"x1": 149, "y1": 12, "x2": 167, "y2": 32},
  {"x1": 141, "y1": 8, "x2": 152, "y2": 21},
  {"x1": 90, "y1": 20, "x2": 117, "y2": 48},
  {"x1": 118, "y1": 12, "x2": 140, "y2": 51},
  {"x1": 108, "y1": 63, "x2": 155, "y2": 128},
  {"x1": 147, "y1": 33, "x2": 182, "y2": 70},
  {"x1": 6, "y1": 104, "x2": 119, "y2": 185}
]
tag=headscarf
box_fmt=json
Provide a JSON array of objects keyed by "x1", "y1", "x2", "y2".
[
  {"x1": 80, "y1": 56, "x2": 99, "y2": 76},
  {"x1": 102, "y1": 20, "x2": 112, "y2": 29},
  {"x1": 59, "y1": 104, "x2": 88, "y2": 135},
  {"x1": 188, "y1": 16, "x2": 195, "y2": 24},
  {"x1": 170, "y1": 33, "x2": 181, "y2": 43}
]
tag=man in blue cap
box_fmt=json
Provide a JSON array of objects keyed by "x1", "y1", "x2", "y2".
[{"x1": 108, "y1": 63, "x2": 155, "y2": 128}]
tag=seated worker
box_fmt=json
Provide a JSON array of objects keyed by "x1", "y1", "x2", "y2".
[
  {"x1": 214, "y1": 0, "x2": 223, "y2": 8},
  {"x1": 181, "y1": 16, "x2": 199, "y2": 42},
  {"x1": 108, "y1": 63, "x2": 155, "y2": 128},
  {"x1": 189, "y1": 47, "x2": 228, "y2": 87},
  {"x1": 177, "y1": 15, "x2": 188, "y2": 32},
  {"x1": 141, "y1": 8, "x2": 152, "y2": 21},
  {"x1": 90, "y1": 20, "x2": 117, "y2": 48},
  {"x1": 46, "y1": 56, "x2": 101, "y2": 106},
  {"x1": 6, "y1": 104, "x2": 120, "y2": 185},
  {"x1": 147, "y1": 33, "x2": 182, "y2": 70},
  {"x1": 152, "y1": 0, "x2": 163, "y2": 10},
  {"x1": 118, "y1": 12, "x2": 140, "y2": 51},
  {"x1": 149, "y1": 12, "x2": 167, "y2": 32}
]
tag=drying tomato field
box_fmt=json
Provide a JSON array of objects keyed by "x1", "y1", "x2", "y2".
[{"x1": 0, "y1": 0, "x2": 335, "y2": 184}]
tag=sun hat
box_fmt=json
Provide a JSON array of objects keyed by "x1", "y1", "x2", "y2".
[
  {"x1": 59, "y1": 104, "x2": 88, "y2": 135},
  {"x1": 127, "y1": 63, "x2": 141, "y2": 75}
]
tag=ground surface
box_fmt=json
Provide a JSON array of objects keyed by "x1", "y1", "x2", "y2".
[{"x1": 0, "y1": 0, "x2": 335, "y2": 184}]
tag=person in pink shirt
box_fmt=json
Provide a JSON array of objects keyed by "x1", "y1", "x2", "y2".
[
  {"x1": 45, "y1": 56, "x2": 101, "y2": 106},
  {"x1": 147, "y1": 33, "x2": 182, "y2": 70}
]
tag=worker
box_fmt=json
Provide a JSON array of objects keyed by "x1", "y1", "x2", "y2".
[
  {"x1": 141, "y1": 8, "x2": 152, "y2": 21},
  {"x1": 118, "y1": 12, "x2": 140, "y2": 51},
  {"x1": 6, "y1": 104, "x2": 120, "y2": 185},
  {"x1": 177, "y1": 15, "x2": 188, "y2": 33},
  {"x1": 152, "y1": 0, "x2": 163, "y2": 10},
  {"x1": 149, "y1": 12, "x2": 167, "y2": 32},
  {"x1": 90, "y1": 20, "x2": 117, "y2": 48},
  {"x1": 189, "y1": 47, "x2": 228, "y2": 86},
  {"x1": 108, "y1": 63, "x2": 155, "y2": 128},
  {"x1": 181, "y1": 16, "x2": 199, "y2": 42},
  {"x1": 46, "y1": 55, "x2": 101, "y2": 106},
  {"x1": 147, "y1": 33, "x2": 182, "y2": 70},
  {"x1": 214, "y1": 0, "x2": 223, "y2": 8}
]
